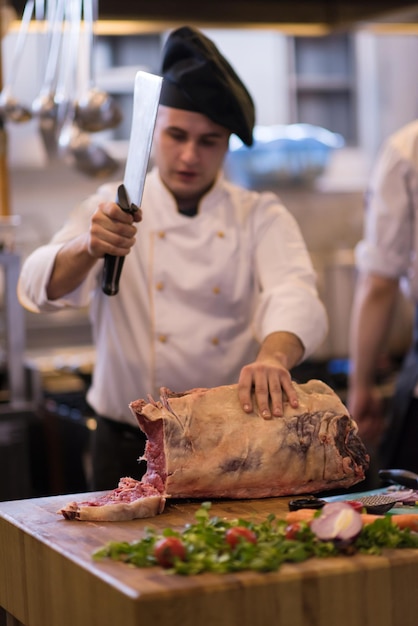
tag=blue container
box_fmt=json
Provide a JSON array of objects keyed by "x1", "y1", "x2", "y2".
[{"x1": 224, "y1": 123, "x2": 344, "y2": 189}]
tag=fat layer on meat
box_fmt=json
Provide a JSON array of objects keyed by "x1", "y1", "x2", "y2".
[{"x1": 129, "y1": 380, "x2": 370, "y2": 499}]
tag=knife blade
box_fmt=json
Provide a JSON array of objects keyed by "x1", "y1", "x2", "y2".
[
  {"x1": 102, "y1": 70, "x2": 162, "y2": 296},
  {"x1": 378, "y1": 468, "x2": 418, "y2": 489}
]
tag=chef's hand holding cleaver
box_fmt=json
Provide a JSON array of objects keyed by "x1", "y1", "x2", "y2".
[{"x1": 102, "y1": 71, "x2": 162, "y2": 296}]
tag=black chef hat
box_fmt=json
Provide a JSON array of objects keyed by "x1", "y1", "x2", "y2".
[{"x1": 159, "y1": 26, "x2": 255, "y2": 146}]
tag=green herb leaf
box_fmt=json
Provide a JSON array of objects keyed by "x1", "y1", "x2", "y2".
[{"x1": 92, "y1": 503, "x2": 418, "y2": 575}]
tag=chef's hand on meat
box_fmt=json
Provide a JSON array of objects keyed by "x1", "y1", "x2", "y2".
[
  {"x1": 238, "y1": 332, "x2": 303, "y2": 419},
  {"x1": 88, "y1": 201, "x2": 142, "y2": 259},
  {"x1": 347, "y1": 385, "x2": 385, "y2": 446}
]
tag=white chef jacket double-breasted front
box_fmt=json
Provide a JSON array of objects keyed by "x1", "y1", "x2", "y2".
[{"x1": 18, "y1": 168, "x2": 327, "y2": 426}]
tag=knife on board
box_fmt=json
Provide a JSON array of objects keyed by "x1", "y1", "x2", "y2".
[{"x1": 102, "y1": 70, "x2": 163, "y2": 296}]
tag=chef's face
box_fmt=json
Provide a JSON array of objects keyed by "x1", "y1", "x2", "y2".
[{"x1": 153, "y1": 105, "x2": 230, "y2": 211}]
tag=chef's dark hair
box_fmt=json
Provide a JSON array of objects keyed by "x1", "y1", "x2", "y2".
[{"x1": 159, "y1": 26, "x2": 255, "y2": 146}]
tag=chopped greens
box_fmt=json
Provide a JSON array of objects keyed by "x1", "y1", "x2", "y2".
[
  {"x1": 92, "y1": 502, "x2": 418, "y2": 575},
  {"x1": 355, "y1": 515, "x2": 418, "y2": 554}
]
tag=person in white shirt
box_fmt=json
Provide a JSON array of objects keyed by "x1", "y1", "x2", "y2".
[
  {"x1": 348, "y1": 119, "x2": 418, "y2": 474},
  {"x1": 18, "y1": 26, "x2": 328, "y2": 489}
]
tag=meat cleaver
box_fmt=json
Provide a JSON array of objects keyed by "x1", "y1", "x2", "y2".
[{"x1": 102, "y1": 70, "x2": 163, "y2": 296}]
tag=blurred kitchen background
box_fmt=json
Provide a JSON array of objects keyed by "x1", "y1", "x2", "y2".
[{"x1": 2, "y1": 0, "x2": 418, "y2": 500}]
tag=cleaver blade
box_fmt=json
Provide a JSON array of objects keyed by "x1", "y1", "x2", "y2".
[{"x1": 102, "y1": 70, "x2": 163, "y2": 296}]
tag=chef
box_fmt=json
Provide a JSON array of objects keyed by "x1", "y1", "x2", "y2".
[
  {"x1": 348, "y1": 119, "x2": 418, "y2": 474},
  {"x1": 18, "y1": 26, "x2": 328, "y2": 490}
]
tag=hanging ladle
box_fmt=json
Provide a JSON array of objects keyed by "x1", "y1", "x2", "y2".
[
  {"x1": 0, "y1": 0, "x2": 34, "y2": 123},
  {"x1": 59, "y1": 121, "x2": 120, "y2": 177},
  {"x1": 56, "y1": 0, "x2": 118, "y2": 177},
  {"x1": 74, "y1": 0, "x2": 122, "y2": 133},
  {"x1": 31, "y1": 0, "x2": 66, "y2": 158}
]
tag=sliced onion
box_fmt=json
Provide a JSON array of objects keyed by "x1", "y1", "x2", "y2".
[
  {"x1": 311, "y1": 502, "x2": 363, "y2": 542},
  {"x1": 385, "y1": 488, "x2": 416, "y2": 504}
]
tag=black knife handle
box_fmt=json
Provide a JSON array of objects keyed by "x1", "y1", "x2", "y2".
[
  {"x1": 102, "y1": 254, "x2": 126, "y2": 296},
  {"x1": 378, "y1": 469, "x2": 418, "y2": 489},
  {"x1": 101, "y1": 184, "x2": 138, "y2": 296}
]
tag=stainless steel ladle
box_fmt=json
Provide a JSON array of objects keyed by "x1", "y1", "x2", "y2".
[
  {"x1": 74, "y1": 0, "x2": 122, "y2": 133},
  {"x1": 31, "y1": 0, "x2": 65, "y2": 158},
  {"x1": 0, "y1": 0, "x2": 34, "y2": 123},
  {"x1": 59, "y1": 117, "x2": 119, "y2": 177},
  {"x1": 56, "y1": 0, "x2": 118, "y2": 177}
]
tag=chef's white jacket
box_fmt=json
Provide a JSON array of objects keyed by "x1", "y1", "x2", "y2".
[
  {"x1": 18, "y1": 169, "x2": 327, "y2": 425},
  {"x1": 355, "y1": 119, "x2": 418, "y2": 302}
]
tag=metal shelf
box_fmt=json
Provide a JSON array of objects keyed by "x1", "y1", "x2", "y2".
[{"x1": 0, "y1": 252, "x2": 26, "y2": 405}]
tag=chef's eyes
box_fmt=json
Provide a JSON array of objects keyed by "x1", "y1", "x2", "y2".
[
  {"x1": 166, "y1": 129, "x2": 221, "y2": 148},
  {"x1": 199, "y1": 137, "x2": 221, "y2": 147}
]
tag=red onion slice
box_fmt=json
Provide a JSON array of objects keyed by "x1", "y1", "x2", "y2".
[
  {"x1": 385, "y1": 488, "x2": 416, "y2": 504},
  {"x1": 311, "y1": 502, "x2": 363, "y2": 542}
]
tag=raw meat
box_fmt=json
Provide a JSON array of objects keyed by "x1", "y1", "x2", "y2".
[
  {"x1": 58, "y1": 477, "x2": 166, "y2": 521},
  {"x1": 129, "y1": 380, "x2": 369, "y2": 499}
]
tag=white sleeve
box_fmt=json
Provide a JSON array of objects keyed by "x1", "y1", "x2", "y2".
[
  {"x1": 17, "y1": 186, "x2": 117, "y2": 312},
  {"x1": 17, "y1": 242, "x2": 99, "y2": 312},
  {"x1": 355, "y1": 137, "x2": 416, "y2": 279},
  {"x1": 252, "y1": 196, "x2": 328, "y2": 359}
]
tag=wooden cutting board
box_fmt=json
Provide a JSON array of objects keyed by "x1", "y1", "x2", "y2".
[{"x1": 0, "y1": 492, "x2": 417, "y2": 626}]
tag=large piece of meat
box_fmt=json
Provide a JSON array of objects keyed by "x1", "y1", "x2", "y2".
[{"x1": 129, "y1": 380, "x2": 369, "y2": 499}]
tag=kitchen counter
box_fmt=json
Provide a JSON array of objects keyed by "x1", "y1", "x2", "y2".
[{"x1": 0, "y1": 493, "x2": 417, "y2": 626}]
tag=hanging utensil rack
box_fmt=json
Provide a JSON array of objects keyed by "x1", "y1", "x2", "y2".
[{"x1": 2, "y1": 0, "x2": 122, "y2": 178}]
